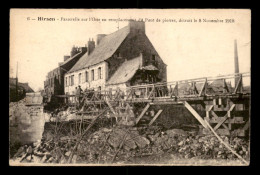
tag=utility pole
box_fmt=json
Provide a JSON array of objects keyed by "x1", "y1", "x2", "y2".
[
  {"x1": 16, "y1": 62, "x2": 18, "y2": 101},
  {"x1": 234, "y1": 39, "x2": 240, "y2": 86}
]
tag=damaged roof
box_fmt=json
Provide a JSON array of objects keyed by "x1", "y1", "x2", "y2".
[
  {"x1": 68, "y1": 26, "x2": 130, "y2": 73},
  {"x1": 106, "y1": 56, "x2": 141, "y2": 85},
  {"x1": 141, "y1": 65, "x2": 159, "y2": 71}
]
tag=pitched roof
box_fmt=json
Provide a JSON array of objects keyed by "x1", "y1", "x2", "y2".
[
  {"x1": 9, "y1": 78, "x2": 34, "y2": 92},
  {"x1": 106, "y1": 56, "x2": 141, "y2": 85},
  {"x1": 60, "y1": 52, "x2": 83, "y2": 66},
  {"x1": 68, "y1": 26, "x2": 130, "y2": 73}
]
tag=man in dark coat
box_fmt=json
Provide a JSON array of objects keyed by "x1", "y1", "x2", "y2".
[{"x1": 76, "y1": 85, "x2": 83, "y2": 106}]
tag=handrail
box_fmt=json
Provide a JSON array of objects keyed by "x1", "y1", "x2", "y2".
[
  {"x1": 127, "y1": 72, "x2": 250, "y2": 90},
  {"x1": 61, "y1": 72, "x2": 250, "y2": 101}
]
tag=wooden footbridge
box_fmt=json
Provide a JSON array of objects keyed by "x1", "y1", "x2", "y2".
[{"x1": 56, "y1": 72, "x2": 250, "y2": 136}]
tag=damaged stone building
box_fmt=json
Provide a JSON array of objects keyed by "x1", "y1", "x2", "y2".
[
  {"x1": 44, "y1": 46, "x2": 88, "y2": 97},
  {"x1": 64, "y1": 20, "x2": 167, "y2": 95}
]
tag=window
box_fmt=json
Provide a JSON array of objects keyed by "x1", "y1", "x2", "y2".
[
  {"x1": 152, "y1": 54, "x2": 157, "y2": 66},
  {"x1": 78, "y1": 73, "x2": 81, "y2": 84},
  {"x1": 91, "y1": 69, "x2": 94, "y2": 81},
  {"x1": 85, "y1": 71, "x2": 89, "y2": 82},
  {"x1": 98, "y1": 67, "x2": 102, "y2": 79},
  {"x1": 65, "y1": 77, "x2": 67, "y2": 87},
  {"x1": 152, "y1": 55, "x2": 156, "y2": 61},
  {"x1": 71, "y1": 75, "x2": 74, "y2": 86}
]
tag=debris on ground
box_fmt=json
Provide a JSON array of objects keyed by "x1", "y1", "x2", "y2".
[
  {"x1": 9, "y1": 102, "x2": 249, "y2": 165},
  {"x1": 10, "y1": 123, "x2": 250, "y2": 164}
]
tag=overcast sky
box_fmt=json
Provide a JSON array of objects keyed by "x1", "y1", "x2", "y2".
[{"x1": 10, "y1": 9, "x2": 251, "y2": 91}]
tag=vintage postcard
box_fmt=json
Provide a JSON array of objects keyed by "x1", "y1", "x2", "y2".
[{"x1": 9, "y1": 9, "x2": 251, "y2": 166}]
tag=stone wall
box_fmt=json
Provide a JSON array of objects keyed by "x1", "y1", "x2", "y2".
[{"x1": 9, "y1": 100, "x2": 45, "y2": 146}]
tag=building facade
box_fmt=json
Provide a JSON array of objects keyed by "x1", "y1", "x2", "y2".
[
  {"x1": 64, "y1": 20, "x2": 167, "y2": 97},
  {"x1": 44, "y1": 46, "x2": 87, "y2": 97}
]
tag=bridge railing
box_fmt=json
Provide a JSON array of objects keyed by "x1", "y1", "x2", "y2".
[
  {"x1": 124, "y1": 72, "x2": 250, "y2": 100},
  {"x1": 65, "y1": 72, "x2": 250, "y2": 104}
]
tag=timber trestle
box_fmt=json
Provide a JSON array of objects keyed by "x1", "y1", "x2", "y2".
[{"x1": 56, "y1": 72, "x2": 250, "y2": 136}]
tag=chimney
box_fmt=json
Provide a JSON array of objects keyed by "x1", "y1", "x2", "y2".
[
  {"x1": 70, "y1": 45, "x2": 79, "y2": 58},
  {"x1": 96, "y1": 34, "x2": 107, "y2": 45},
  {"x1": 80, "y1": 46, "x2": 88, "y2": 53},
  {"x1": 129, "y1": 20, "x2": 145, "y2": 34},
  {"x1": 64, "y1": 55, "x2": 70, "y2": 62},
  {"x1": 234, "y1": 39, "x2": 240, "y2": 85},
  {"x1": 88, "y1": 38, "x2": 95, "y2": 55}
]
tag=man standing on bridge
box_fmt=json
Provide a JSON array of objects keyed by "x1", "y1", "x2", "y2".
[{"x1": 76, "y1": 85, "x2": 83, "y2": 108}]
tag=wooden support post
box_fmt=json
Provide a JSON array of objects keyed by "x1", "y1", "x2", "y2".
[
  {"x1": 211, "y1": 111, "x2": 219, "y2": 119},
  {"x1": 233, "y1": 74, "x2": 242, "y2": 94},
  {"x1": 199, "y1": 79, "x2": 207, "y2": 96},
  {"x1": 147, "y1": 85, "x2": 155, "y2": 99},
  {"x1": 126, "y1": 88, "x2": 132, "y2": 100},
  {"x1": 213, "y1": 99, "x2": 217, "y2": 105},
  {"x1": 228, "y1": 104, "x2": 236, "y2": 118},
  {"x1": 192, "y1": 82, "x2": 198, "y2": 95},
  {"x1": 206, "y1": 105, "x2": 214, "y2": 119},
  {"x1": 223, "y1": 79, "x2": 230, "y2": 93},
  {"x1": 213, "y1": 104, "x2": 235, "y2": 131},
  {"x1": 228, "y1": 118, "x2": 232, "y2": 130},
  {"x1": 135, "y1": 103, "x2": 150, "y2": 124},
  {"x1": 214, "y1": 116, "x2": 228, "y2": 131},
  {"x1": 105, "y1": 99, "x2": 116, "y2": 114},
  {"x1": 219, "y1": 98, "x2": 222, "y2": 105},
  {"x1": 169, "y1": 84, "x2": 176, "y2": 97},
  {"x1": 243, "y1": 120, "x2": 249, "y2": 130},
  {"x1": 183, "y1": 101, "x2": 208, "y2": 129},
  {"x1": 222, "y1": 123, "x2": 230, "y2": 131},
  {"x1": 148, "y1": 110, "x2": 163, "y2": 126},
  {"x1": 145, "y1": 86, "x2": 148, "y2": 98}
]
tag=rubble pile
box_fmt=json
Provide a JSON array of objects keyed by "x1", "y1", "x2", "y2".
[
  {"x1": 10, "y1": 124, "x2": 249, "y2": 164},
  {"x1": 9, "y1": 99, "x2": 45, "y2": 157},
  {"x1": 44, "y1": 106, "x2": 99, "y2": 122}
]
